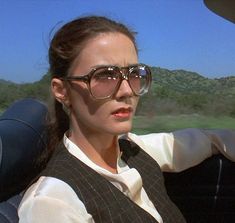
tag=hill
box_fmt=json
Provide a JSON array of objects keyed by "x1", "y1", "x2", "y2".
[
  {"x1": 0, "y1": 74, "x2": 50, "y2": 109},
  {"x1": 151, "y1": 67, "x2": 235, "y2": 96},
  {"x1": 140, "y1": 67, "x2": 235, "y2": 116},
  {"x1": 1, "y1": 68, "x2": 235, "y2": 116}
]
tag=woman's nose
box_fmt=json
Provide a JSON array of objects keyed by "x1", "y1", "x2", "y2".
[{"x1": 115, "y1": 79, "x2": 134, "y2": 99}]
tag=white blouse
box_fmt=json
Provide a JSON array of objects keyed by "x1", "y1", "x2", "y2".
[{"x1": 19, "y1": 128, "x2": 233, "y2": 223}]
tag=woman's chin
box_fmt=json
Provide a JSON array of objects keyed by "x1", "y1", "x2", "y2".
[{"x1": 111, "y1": 123, "x2": 132, "y2": 135}]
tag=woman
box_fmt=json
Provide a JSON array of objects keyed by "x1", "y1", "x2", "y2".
[{"x1": 18, "y1": 15, "x2": 208, "y2": 222}]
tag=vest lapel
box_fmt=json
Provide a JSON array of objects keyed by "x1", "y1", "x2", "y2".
[{"x1": 119, "y1": 139, "x2": 186, "y2": 223}]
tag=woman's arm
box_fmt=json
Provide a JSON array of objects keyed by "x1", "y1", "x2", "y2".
[{"x1": 127, "y1": 128, "x2": 235, "y2": 172}]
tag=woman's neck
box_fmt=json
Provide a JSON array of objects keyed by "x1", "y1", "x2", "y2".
[{"x1": 68, "y1": 130, "x2": 120, "y2": 174}]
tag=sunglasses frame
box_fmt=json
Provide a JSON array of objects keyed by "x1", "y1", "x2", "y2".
[{"x1": 60, "y1": 63, "x2": 152, "y2": 100}]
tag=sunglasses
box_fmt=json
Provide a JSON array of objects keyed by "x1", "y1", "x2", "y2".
[{"x1": 61, "y1": 63, "x2": 152, "y2": 100}]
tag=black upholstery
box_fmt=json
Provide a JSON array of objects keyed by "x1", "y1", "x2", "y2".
[
  {"x1": 164, "y1": 155, "x2": 235, "y2": 222},
  {"x1": 0, "y1": 194, "x2": 22, "y2": 223},
  {"x1": 0, "y1": 98, "x2": 48, "y2": 223}
]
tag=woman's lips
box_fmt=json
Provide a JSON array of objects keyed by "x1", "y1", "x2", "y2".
[{"x1": 112, "y1": 107, "x2": 133, "y2": 118}]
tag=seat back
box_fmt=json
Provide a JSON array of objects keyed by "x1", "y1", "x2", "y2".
[
  {"x1": 164, "y1": 154, "x2": 235, "y2": 222},
  {"x1": 0, "y1": 194, "x2": 23, "y2": 223},
  {"x1": 0, "y1": 98, "x2": 48, "y2": 223}
]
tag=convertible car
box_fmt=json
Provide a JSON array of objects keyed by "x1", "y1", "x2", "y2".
[{"x1": 0, "y1": 0, "x2": 234, "y2": 222}]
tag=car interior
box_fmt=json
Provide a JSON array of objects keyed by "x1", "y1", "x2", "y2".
[
  {"x1": 0, "y1": 97, "x2": 235, "y2": 223},
  {"x1": 0, "y1": 0, "x2": 234, "y2": 222}
]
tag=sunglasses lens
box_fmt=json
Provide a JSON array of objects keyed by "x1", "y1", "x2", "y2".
[
  {"x1": 90, "y1": 67, "x2": 120, "y2": 99},
  {"x1": 129, "y1": 65, "x2": 151, "y2": 95}
]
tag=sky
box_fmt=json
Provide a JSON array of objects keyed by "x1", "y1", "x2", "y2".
[{"x1": 0, "y1": 0, "x2": 235, "y2": 83}]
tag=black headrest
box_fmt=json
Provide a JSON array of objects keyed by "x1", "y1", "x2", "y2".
[{"x1": 0, "y1": 98, "x2": 48, "y2": 201}]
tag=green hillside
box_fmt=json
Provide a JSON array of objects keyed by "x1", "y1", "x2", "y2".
[{"x1": 1, "y1": 68, "x2": 235, "y2": 117}]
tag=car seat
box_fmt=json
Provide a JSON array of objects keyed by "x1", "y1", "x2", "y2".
[
  {"x1": 0, "y1": 98, "x2": 48, "y2": 223},
  {"x1": 164, "y1": 153, "x2": 235, "y2": 222}
]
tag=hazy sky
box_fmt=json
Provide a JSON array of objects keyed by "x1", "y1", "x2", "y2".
[{"x1": 1, "y1": 0, "x2": 235, "y2": 83}]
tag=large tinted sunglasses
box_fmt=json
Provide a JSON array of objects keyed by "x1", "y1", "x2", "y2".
[{"x1": 61, "y1": 64, "x2": 152, "y2": 100}]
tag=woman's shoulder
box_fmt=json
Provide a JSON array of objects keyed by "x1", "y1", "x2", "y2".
[
  {"x1": 19, "y1": 176, "x2": 79, "y2": 208},
  {"x1": 121, "y1": 132, "x2": 174, "y2": 152},
  {"x1": 18, "y1": 176, "x2": 93, "y2": 222}
]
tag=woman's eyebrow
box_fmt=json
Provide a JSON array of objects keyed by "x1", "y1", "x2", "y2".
[
  {"x1": 90, "y1": 64, "x2": 115, "y2": 69},
  {"x1": 90, "y1": 63, "x2": 140, "y2": 69}
]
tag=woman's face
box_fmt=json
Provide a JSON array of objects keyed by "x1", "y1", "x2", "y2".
[{"x1": 54, "y1": 32, "x2": 139, "y2": 137}]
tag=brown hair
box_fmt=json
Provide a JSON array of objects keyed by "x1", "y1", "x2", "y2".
[{"x1": 47, "y1": 16, "x2": 138, "y2": 157}]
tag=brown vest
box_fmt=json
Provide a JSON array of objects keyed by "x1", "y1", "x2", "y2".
[{"x1": 42, "y1": 139, "x2": 186, "y2": 223}]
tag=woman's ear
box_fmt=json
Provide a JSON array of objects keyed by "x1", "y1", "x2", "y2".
[{"x1": 51, "y1": 78, "x2": 70, "y2": 107}]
